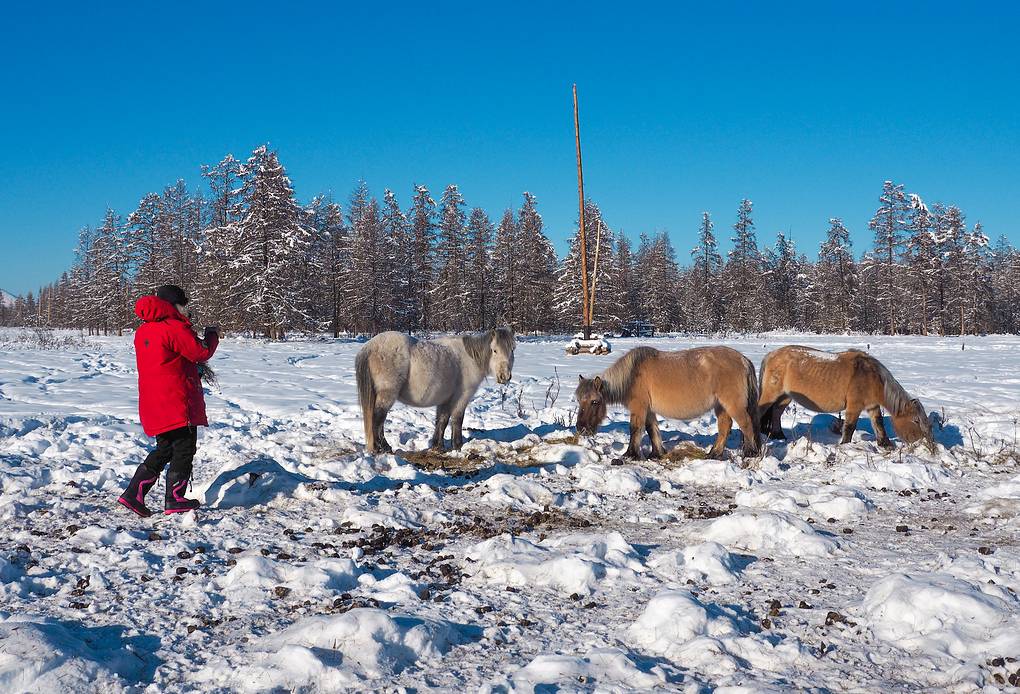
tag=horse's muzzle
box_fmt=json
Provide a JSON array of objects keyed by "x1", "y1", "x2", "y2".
[{"x1": 497, "y1": 371, "x2": 511, "y2": 385}]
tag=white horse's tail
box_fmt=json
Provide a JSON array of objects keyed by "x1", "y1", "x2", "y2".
[{"x1": 355, "y1": 349, "x2": 377, "y2": 452}]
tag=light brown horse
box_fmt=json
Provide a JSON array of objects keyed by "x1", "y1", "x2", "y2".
[
  {"x1": 757, "y1": 345, "x2": 933, "y2": 448},
  {"x1": 575, "y1": 346, "x2": 762, "y2": 460}
]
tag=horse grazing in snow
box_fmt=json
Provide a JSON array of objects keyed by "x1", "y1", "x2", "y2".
[
  {"x1": 355, "y1": 328, "x2": 516, "y2": 454},
  {"x1": 757, "y1": 345, "x2": 933, "y2": 448},
  {"x1": 575, "y1": 346, "x2": 762, "y2": 460}
]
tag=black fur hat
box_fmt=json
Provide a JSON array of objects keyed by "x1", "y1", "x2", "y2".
[{"x1": 155, "y1": 285, "x2": 189, "y2": 306}]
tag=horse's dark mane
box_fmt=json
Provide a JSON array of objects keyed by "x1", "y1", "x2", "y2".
[
  {"x1": 872, "y1": 358, "x2": 912, "y2": 415},
  {"x1": 462, "y1": 327, "x2": 515, "y2": 369},
  {"x1": 601, "y1": 346, "x2": 658, "y2": 403}
]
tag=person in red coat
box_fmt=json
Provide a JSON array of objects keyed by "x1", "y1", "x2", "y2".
[{"x1": 118, "y1": 285, "x2": 219, "y2": 517}]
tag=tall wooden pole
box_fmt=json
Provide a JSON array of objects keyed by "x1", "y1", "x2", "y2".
[
  {"x1": 587, "y1": 217, "x2": 603, "y2": 327},
  {"x1": 573, "y1": 84, "x2": 591, "y2": 340}
]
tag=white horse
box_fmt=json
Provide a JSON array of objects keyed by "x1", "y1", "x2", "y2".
[{"x1": 355, "y1": 328, "x2": 516, "y2": 454}]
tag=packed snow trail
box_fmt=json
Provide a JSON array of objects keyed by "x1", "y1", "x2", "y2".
[{"x1": 1, "y1": 330, "x2": 1019, "y2": 691}]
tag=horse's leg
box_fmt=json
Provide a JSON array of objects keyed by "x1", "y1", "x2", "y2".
[
  {"x1": 450, "y1": 406, "x2": 467, "y2": 450},
  {"x1": 731, "y1": 406, "x2": 761, "y2": 458},
  {"x1": 840, "y1": 403, "x2": 862, "y2": 445},
  {"x1": 868, "y1": 406, "x2": 893, "y2": 448},
  {"x1": 645, "y1": 411, "x2": 665, "y2": 459},
  {"x1": 372, "y1": 388, "x2": 398, "y2": 454},
  {"x1": 769, "y1": 397, "x2": 790, "y2": 440},
  {"x1": 708, "y1": 407, "x2": 733, "y2": 459},
  {"x1": 430, "y1": 402, "x2": 452, "y2": 452},
  {"x1": 374, "y1": 408, "x2": 393, "y2": 453},
  {"x1": 625, "y1": 407, "x2": 647, "y2": 459}
]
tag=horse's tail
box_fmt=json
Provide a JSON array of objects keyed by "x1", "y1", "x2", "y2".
[
  {"x1": 743, "y1": 354, "x2": 763, "y2": 455},
  {"x1": 355, "y1": 349, "x2": 377, "y2": 452},
  {"x1": 757, "y1": 352, "x2": 773, "y2": 437}
]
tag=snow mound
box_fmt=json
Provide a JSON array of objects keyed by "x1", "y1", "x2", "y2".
[
  {"x1": 627, "y1": 590, "x2": 806, "y2": 678},
  {"x1": 480, "y1": 474, "x2": 567, "y2": 511},
  {"x1": 940, "y1": 550, "x2": 1020, "y2": 599},
  {"x1": 735, "y1": 485, "x2": 873, "y2": 521},
  {"x1": 649, "y1": 541, "x2": 745, "y2": 585},
  {"x1": 465, "y1": 532, "x2": 645, "y2": 595},
  {"x1": 196, "y1": 609, "x2": 464, "y2": 690},
  {"x1": 261, "y1": 609, "x2": 460, "y2": 675},
  {"x1": 487, "y1": 647, "x2": 666, "y2": 692},
  {"x1": 528, "y1": 443, "x2": 597, "y2": 467},
  {"x1": 665, "y1": 458, "x2": 759, "y2": 488},
  {"x1": 965, "y1": 473, "x2": 1020, "y2": 518},
  {"x1": 201, "y1": 459, "x2": 313, "y2": 509},
  {"x1": 0, "y1": 613, "x2": 158, "y2": 692},
  {"x1": 340, "y1": 500, "x2": 424, "y2": 529},
  {"x1": 573, "y1": 461, "x2": 655, "y2": 496},
  {"x1": 837, "y1": 456, "x2": 954, "y2": 491},
  {"x1": 217, "y1": 556, "x2": 359, "y2": 600},
  {"x1": 863, "y1": 572, "x2": 1020, "y2": 660},
  {"x1": 703, "y1": 510, "x2": 839, "y2": 557}
]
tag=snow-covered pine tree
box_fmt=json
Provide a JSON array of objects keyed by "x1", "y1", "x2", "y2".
[
  {"x1": 688, "y1": 212, "x2": 723, "y2": 332},
  {"x1": 491, "y1": 209, "x2": 520, "y2": 329},
  {"x1": 614, "y1": 232, "x2": 640, "y2": 326},
  {"x1": 721, "y1": 199, "x2": 765, "y2": 333},
  {"x1": 126, "y1": 192, "x2": 168, "y2": 298},
  {"x1": 464, "y1": 207, "x2": 493, "y2": 330},
  {"x1": 636, "y1": 231, "x2": 682, "y2": 331},
  {"x1": 853, "y1": 251, "x2": 881, "y2": 333},
  {"x1": 868, "y1": 181, "x2": 909, "y2": 334},
  {"x1": 932, "y1": 204, "x2": 968, "y2": 335},
  {"x1": 553, "y1": 199, "x2": 619, "y2": 333},
  {"x1": 197, "y1": 154, "x2": 251, "y2": 324},
  {"x1": 202, "y1": 153, "x2": 245, "y2": 229},
  {"x1": 809, "y1": 218, "x2": 857, "y2": 333},
  {"x1": 903, "y1": 195, "x2": 938, "y2": 334},
  {"x1": 989, "y1": 236, "x2": 1020, "y2": 334},
  {"x1": 161, "y1": 179, "x2": 202, "y2": 289},
  {"x1": 407, "y1": 185, "x2": 436, "y2": 333},
  {"x1": 67, "y1": 226, "x2": 96, "y2": 331},
  {"x1": 381, "y1": 189, "x2": 412, "y2": 332},
  {"x1": 228, "y1": 146, "x2": 311, "y2": 339},
  {"x1": 348, "y1": 183, "x2": 387, "y2": 334},
  {"x1": 516, "y1": 192, "x2": 557, "y2": 333},
  {"x1": 960, "y1": 222, "x2": 991, "y2": 334},
  {"x1": 762, "y1": 231, "x2": 804, "y2": 330},
  {"x1": 433, "y1": 184, "x2": 469, "y2": 331},
  {"x1": 302, "y1": 195, "x2": 338, "y2": 331},
  {"x1": 88, "y1": 209, "x2": 130, "y2": 334}
]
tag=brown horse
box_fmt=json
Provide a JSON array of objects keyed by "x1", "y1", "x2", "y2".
[
  {"x1": 757, "y1": 345, "x2": 933, "y2": 448},
  {"x1": 575, "y1": 346, "x2": 762, "y2": 460}
]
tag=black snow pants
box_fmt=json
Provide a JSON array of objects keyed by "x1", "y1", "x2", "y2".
[{"x1": 142, "y1": 425, "x2": 198, "y2": 479}]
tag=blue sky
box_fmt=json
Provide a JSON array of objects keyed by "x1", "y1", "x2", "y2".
[{"x1": 2, "y1": 1, "x2": 1018, "y2": 295}]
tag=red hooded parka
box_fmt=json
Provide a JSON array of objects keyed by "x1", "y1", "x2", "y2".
[{"x1": 134, "y1": 296, "x2": 218, "y2": 437}]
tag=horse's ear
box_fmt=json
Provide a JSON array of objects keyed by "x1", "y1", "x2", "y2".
[{"x1": 594, "y1": 376, "x2": 604, "y2": 391}]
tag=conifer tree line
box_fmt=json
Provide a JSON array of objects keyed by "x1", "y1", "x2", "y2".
[{"x1": 4, "y1": 146, "x2": 1019, "y2": 337}]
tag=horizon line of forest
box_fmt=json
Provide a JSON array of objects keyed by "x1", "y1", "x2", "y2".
[{"x1": 3, "y1": 144, "x2": 1016, "y2": 338}]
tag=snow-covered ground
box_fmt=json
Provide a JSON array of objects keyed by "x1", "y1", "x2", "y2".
[{"x1": 2, "y1": 329, "x2": 1019, "y2": 692}]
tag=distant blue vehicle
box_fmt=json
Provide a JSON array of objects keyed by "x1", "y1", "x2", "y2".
[{"x1": 619, "y1": 320, "x2": 655, "y2": 338}]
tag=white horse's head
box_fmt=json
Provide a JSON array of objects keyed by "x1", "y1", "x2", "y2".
[{"x1": 489, "y1": 327, "x2": 516, "y2": 384}]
